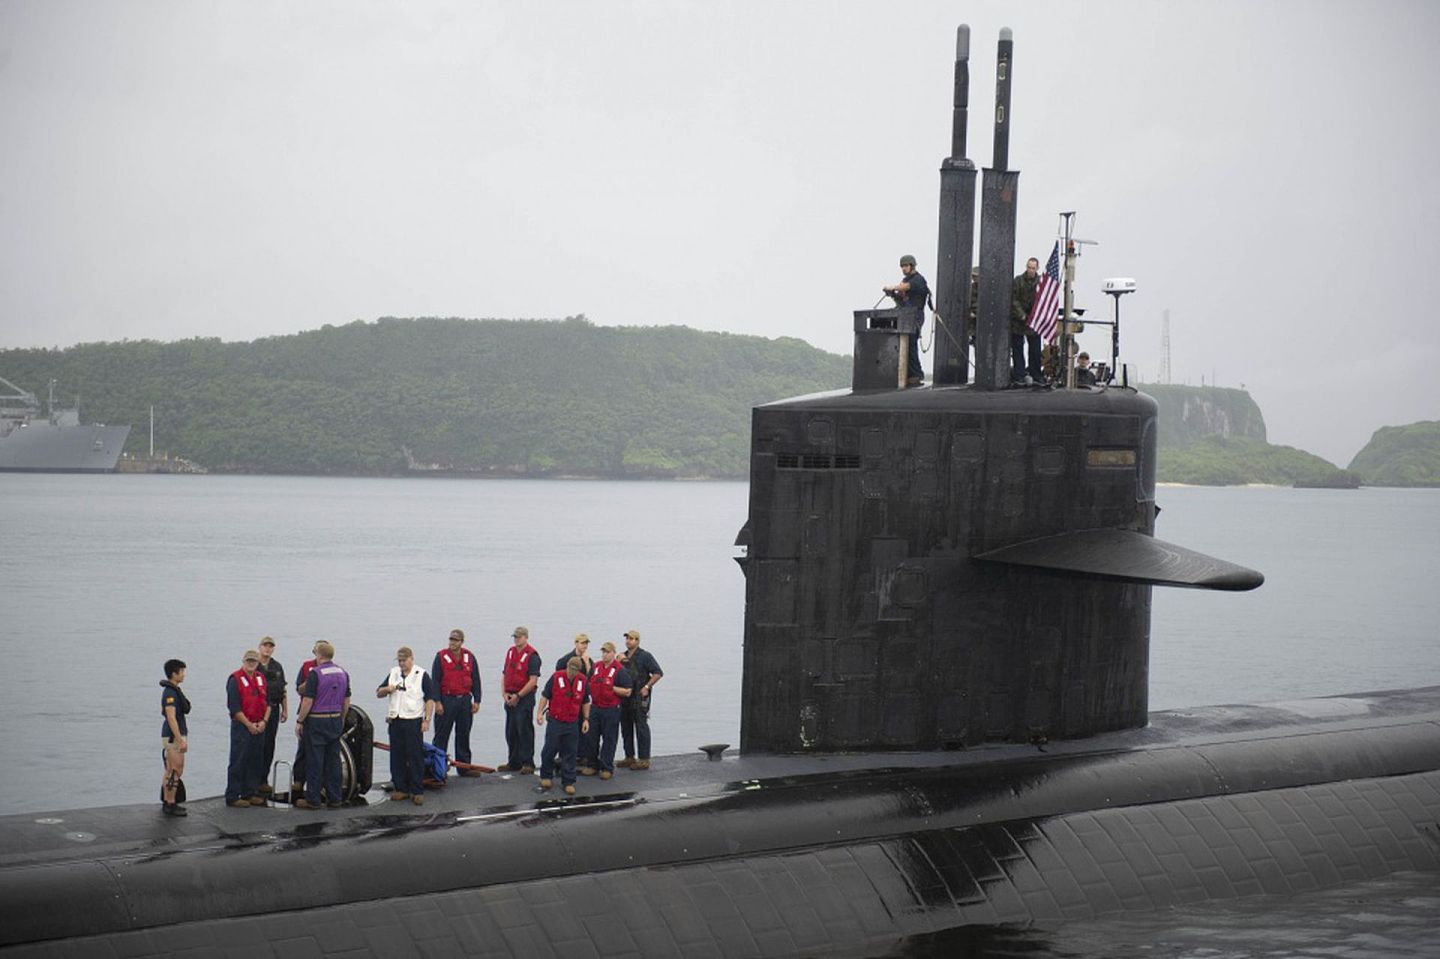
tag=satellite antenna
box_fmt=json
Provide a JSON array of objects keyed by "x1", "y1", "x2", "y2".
[{"x1": 1101, "y1": 278, "x2": 1137, "y2": 382}]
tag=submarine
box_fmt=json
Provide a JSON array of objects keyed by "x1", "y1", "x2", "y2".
[{"x1": 3, "y1": 26, "x2": 1437, "y2": 959}]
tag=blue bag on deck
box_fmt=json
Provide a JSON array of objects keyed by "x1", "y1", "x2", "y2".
[{"x1": 423, "y1": 742, "x2": 449, "y2": 787}]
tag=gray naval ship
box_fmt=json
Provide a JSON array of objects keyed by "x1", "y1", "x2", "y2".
[
  {"x1": 0, "y1": 374, "x2": 130, "y2": 473},
  {"x1": 1, "y1": 26, "x2": 1437, "y2": 959}
]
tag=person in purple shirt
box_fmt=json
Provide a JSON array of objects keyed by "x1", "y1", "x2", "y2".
[{"x1": 294, "y1": 641, "x2": 351, "y2": 809}]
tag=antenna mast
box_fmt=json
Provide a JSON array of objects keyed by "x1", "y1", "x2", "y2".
[{"x1": 1161, "y1": 310, "x2": 1172, "y2": 384}]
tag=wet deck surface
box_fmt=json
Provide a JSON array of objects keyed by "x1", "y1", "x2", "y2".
[
  {"x1": 2, "y1": 687, "x2": 1438, "y2": 957},
  {"x1": 5, "y1": 686, "x2": 1437, "y2": 868}
]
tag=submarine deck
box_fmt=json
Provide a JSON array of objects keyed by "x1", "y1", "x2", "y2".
[
  {"x1": 6, "y1": 686, "x2": 1439, "y2": 863},
  {"x1": 3, "y1": 686, "x2": 1438, "y2": 955}
]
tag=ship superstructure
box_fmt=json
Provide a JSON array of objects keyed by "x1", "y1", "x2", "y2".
[{"x1": 0, "y1": 375, "x2": 130, "y2": 473}]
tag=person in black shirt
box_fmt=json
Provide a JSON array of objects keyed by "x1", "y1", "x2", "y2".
[
  {"x1": 159, "y1": 659, "x2": 190, "y2": 817},
  {"x1": 617, "y1": 630, "x2": 663, "y2": 770},
  {"x1": 255, "y1": 637, "x2": 287, "y2": 795},
  {"x1": 883, "y1": 254, "x2": 930, "y2": 386},
  {"x1": 1009, "y1": 257, "x2": 1045, "y2": 384}
]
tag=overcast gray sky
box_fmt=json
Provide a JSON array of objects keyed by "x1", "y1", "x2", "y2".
[{"x1": 2, "y1": 0, "x2": 1436, "y2": 466}]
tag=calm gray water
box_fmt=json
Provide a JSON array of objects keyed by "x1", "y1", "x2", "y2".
[{"x1": 0, "y1": 475, "x2": 1437, "y2": 815}]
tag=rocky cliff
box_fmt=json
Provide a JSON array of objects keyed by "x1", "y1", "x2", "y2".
[{"x1": 1141, "y1": 384, "x2": 1267, "y2": 449}]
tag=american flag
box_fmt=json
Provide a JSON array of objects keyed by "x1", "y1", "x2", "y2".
[{"x1": 1026, "y1": 241, "x2": 1062, "y2": 343}]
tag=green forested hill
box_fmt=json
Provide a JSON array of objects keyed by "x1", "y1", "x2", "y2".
[
  {"x1": 1160, "y1": 437, "x2": 1356, "y2": 487},
  {"x1": 1, "y1": 317, "x2": 850, "y2": 477},
  {"x1": 1348, "y1": 421, "x2": 1440, "y2": 487},
  {"x1": 5, "y1": 322, "x2": 1413, "y2": 484},
  {"x1": 1139, "y1": 382, "x2": 1356, "y2": 486}
]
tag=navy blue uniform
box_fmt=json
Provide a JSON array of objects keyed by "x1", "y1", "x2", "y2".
[
  {"x1": 159, "y1": 680, "x2": 190, "y2": 808},
  {"x1": 503, "y1": 644, "x2": 544, "y2": 770},
  {"x1": 160, "y1": 682, "x2": 189, "y2": 742},
  {"x1": 431, "y1": 648, "x2": 483, "y2": 766},
  {"x1": 897, "y1": 270, "x2": 929, "y2": 381},
  {"x1": 378, "y1": 667, "x2": 436, "y2": 796},
  {"x1": 586, "y1": 661, "x2": 631, "y2": 774},
  {"x1": 539, "y1": 672, "x2": 589, "y2": 787},
  {"x1": 555, "y1": 653, "x2": 594, "y2": 765},
  {"x1": 301, "y1": 664, "x2": 351, "y2": 806},
  {"x1": 620, "y1": 648, "x2": 663, "y2": 761},
  {"x1": 225, "y1": 672, "x2": 268, "y2": 804},
  {"x1": 258, "y1": 656, "x2": 286, "y2": 787}
]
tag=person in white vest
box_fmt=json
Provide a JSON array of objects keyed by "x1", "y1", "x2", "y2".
[{"x1": 376, "y1": 646, "x2": 436, "y2": 805}]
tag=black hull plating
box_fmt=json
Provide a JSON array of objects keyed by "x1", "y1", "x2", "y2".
[{"x1": 739, "y1": 386, "x2": 1166, "y2": 752}]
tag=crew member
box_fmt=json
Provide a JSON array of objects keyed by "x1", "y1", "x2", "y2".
[
  {"x1": 1075, "y1": 351, "x2": 1098, "y2": 387},
  {"x1": 555, "y1": 633, "x2": 593, "y2": 673},
  {"x1": 160, "y1": 658, "x2": 190, "y2": 817},
  {"x1": 295, "y1": 640, "x2": 351, "y2": 810},
  {"x1": 882, "y1": 254, "x2": 930, "y2": 387},
  {"x1": 558, "y1": 634, "x2": 596, "y2": 773},
  {"x1": 537, "y1": 656, "x2": 590, "y2": 795},
  {"x1": 431, "y1": 628, "x2": 483, "y2": 778},
  {"x1": 289, "y1": 643, "x2": 319, "y2": 795},
  {"x1": 617, "y1": 629, "x2": 663, "y2": 770},
  {"x1": 377, "y1": 646, "x2": 436, "y2": 805},
  {"x1": 255, "y1": 637, "x2": 287, "y2": 795},
  {"x1": 1009, "y1": 256, "x2": 1045, "y2": 384},
  {"x1": 585, "y1": 641, "x2": 632, "y2": 780},
  {"x1": 499, "y1": 627, "x2": 542, "y2": 774},
  {"x1": 225, "y1": 649, "x2": 270, "y2": 808}
]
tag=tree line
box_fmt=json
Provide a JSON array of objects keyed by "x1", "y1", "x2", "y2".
[
  {"x1": 1, "y1": 317, "x2": 851, "y2": 478},
  {"x1": 8, "y1": 319, "x2": 1412, "y2": 484}
]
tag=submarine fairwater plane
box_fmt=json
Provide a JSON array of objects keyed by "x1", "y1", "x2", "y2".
[{"x1": 3, "y1": 26, "x2": 1437, "y2": 959}]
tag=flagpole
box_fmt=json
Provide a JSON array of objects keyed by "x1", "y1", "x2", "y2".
[{"x1": 1060, "y1": 213, "x2": 1078, "y2": 389}]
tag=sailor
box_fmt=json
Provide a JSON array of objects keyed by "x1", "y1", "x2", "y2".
[
  {"x1": 289, "y1": 643, "x2": 319, "y2": 795},
  {"x1": 294, "y1": 641, "x2": 351, "y2": 810},
  {"x1": 1009, "y1": 256, "x2": 1046, "y2": 384},
  {"x1": 377, "y1": 646, "x2": 436, "y2": 805},
  {"x1": 431, "y1": 628, "x2": 483, "y2": 778},
  {"x1": 584, "y1": 642, "x2": 632, "y2": 780},
  {"x1": 255, "y1": 637, "x2": 287, "y2": 796},
  {"x1": 882, "y1": 254, "x2": 930, "y2": 387},
  {"x1": 537, "y1": 656, "x2": 591, "y2": 795},
  {"x1": 554, "y1": 633, "x2": 593, "y2": 673},
  {"x1": 558, "y1": 634, "x2": 596, "y2": 773},
  {"x1": 1074, "y1": 351, "x2": 1098, "y2": 387},
  {"x1": 225, "y1": 650, "x2": 270, "y2": 808},
  {"x1": 499, "y1": 626, "x2": 542, "y2": 775},
  {"x1": 617, "y1": 630, "x2": 663, "y2": 771},
  {"x1": 159, "y1": 658, "x2": 190, "y2": 817}
]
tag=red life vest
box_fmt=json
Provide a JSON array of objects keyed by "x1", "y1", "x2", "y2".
[
  {"x1": 437, "y1": 648, "x2": 475, "y2": 696},
  {"x1": 503, "y1": 644, "x2": 537, "y2": 694},
  {"x1": 590, "y1": 661, "x2": 625, "y2": 709},
  {"x1": 547, "y1": 671, "x2": 587, "y2": 723},
  {"x1": 296, "y1": 658, "x2": 317, "y2": 705},
  {"x1": 231, "y1": 668, "x2": 268, "y2": 723}
]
